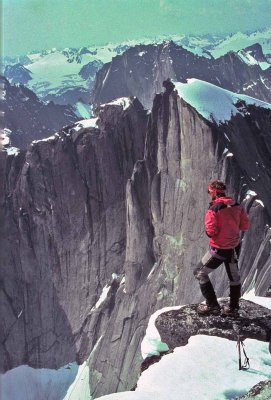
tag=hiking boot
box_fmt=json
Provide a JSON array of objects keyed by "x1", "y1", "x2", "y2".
[
  {"x1": 197, "y1": 303, "x2": 221, "y2": 315},
  {"x1": 222, "y1": 305, "x2": 239, "y2": 316}
]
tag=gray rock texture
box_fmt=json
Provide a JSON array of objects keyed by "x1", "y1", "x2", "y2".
[
  {"x1": 155, "y1": 299, "x2": 271, "y2": 350},
  {"x1": 88, "y1": 88, "x2": 271, "y2": 398},
  {"x1": 1, "y1": 84, "x2": 271, "y2": 399},
  {"x1": 1, "y1": 76, "x2": 79, "y2": 149},
  {"x1": 91, "y1": 42, "x2": 271, "y2": 109},
  {"x1": 0, "y1": 97, "x2": 147, "y2": 373},
  {"x1": 236, "y1": 380, "x2": 271, "y2": 400}
]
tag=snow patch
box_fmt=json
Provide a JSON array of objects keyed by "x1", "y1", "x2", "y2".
[
  {"x1": 74, "y1": 117, "x2": 98, "y2": 130},
  {"x1": 246, "y1": 190, "x2": 257, "y2": 196},
  {"x1": 237, "y1": 50, "x2": 258, "y2": 66},
  {"x1": 141, "y1": 306, "x2": 183, "y2": 359},
  {"x1": 32, "y1": 133, "x2": 59, "y2": 144},
  {"x1": 236, "y1": 49, "x2": 271, "y2": 71},
  {"x1": 174, "y1": 78, "x2": 271, "y2": 125},
  {"x1": 91, "y1": 285, "x2": 110, "y2": 311},
  {"x1": 1, "y1": 129, "x2": 11, "y2": 146},
  {"x1": 75, "y1": 101, "x2": 92, "y2": 119},
  {"x1": 0, "y1": 364, "x2": 82, "y2": 400},
  {"x1": 243, "y1": 289, "x2": 271, "y2": 310},
  {"x1": 136, "y1": 336, "x2": 271, "y2": 400},
  {"x1": 101, "y1": 97, "x2": 132, "y2": 111},
  {"x1": 256, "y1": 199, "x2": 265, "y2": 207},
  {"x1": 98, "y1": 317, "x2": 271, "y2": 400},
  {"x1": 6, "y1": 147, "x2": 20, "y2": 156}
]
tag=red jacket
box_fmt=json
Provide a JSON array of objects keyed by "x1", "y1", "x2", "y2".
[{"x1": 205, "y1": 196, "x2": 249, "y2": 249}]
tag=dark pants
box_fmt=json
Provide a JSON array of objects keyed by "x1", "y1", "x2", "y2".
[{"x1": 194, "y1": 245, "x2": 241, "y2": 307}]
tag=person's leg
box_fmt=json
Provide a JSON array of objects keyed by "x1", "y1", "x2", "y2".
[
  {"x1": 224, "y1": 248, "x2": 241, "y2": 313},
  {"x1": 194, "y1": 249, "x2": 224, "y2": 311}
]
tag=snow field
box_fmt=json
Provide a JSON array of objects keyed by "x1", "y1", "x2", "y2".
[
  {"x1": 97, "y1": 295, "x2": 271, "y2": 400},
  {"x1": 174, "y1": 79, "x2": 271, "y2": 124},
  {"x1": 1, "y1": 296, "x2": 270, "y2": 400},
  {"x1": 136, "y1": 336, "x2": 271, "y2": 400}
]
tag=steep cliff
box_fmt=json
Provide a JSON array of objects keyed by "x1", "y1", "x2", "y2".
[
  {"x1": 1, "y1": 82, "x2": 271, "y2": 399},
  {"x1": 91, "y1": 42, "x2": 271, "y2": 109},
  {"x1": 0, "y1": 97, "x2": 147, "y2": 374},
  {"x1": 88, "y1": 84, "x2": 271, "y2": 397}
]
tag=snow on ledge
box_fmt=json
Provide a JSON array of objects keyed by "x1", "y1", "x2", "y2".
[
  {"x1": 141, "y1": 305, "x2": 183, "y2": 359},
  {"x1": 74, "y1": 117, "x2": 98, "y2": 130},
  {"x1": 32, "y1": 133, "x2": 60, "y2": 144},
  {"x1": 99, "y1": 295, "x2": 271, "y2": 400},
  {"x1": 91, "y1": 284, "x2": 111, "y2": 311},
  {"x1": 242, "y1": 289, "x2": 271, "y2": 309},
  {"x1": 101, "y1": 97, "x2": 133, "y2": 111},
  {"x1": 174, "y1": 78, "x2": 271, "y2": 125},
  {"x1": 5, "y1": 147, "x2": 20, "y2": 156}
]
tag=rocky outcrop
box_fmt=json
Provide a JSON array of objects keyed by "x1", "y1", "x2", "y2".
[
  {"x1": 1, "y1": 83, "x2": 271, "y2": 399},
  {"x1": 236, "y1": 380, "x2": 271, "y2": 400},
  {"x1": 91, "y1": 42, "x2": 271, "y2": 109},
  {"x1": 1, "y1": 76, "x2": 79, "y2": 149},
  {"x1": 155, "y1": 299, "x2": 271, "y2": 350},
  {"x1": 0, "y1": 97, "x2": 147, "y2": 373}
]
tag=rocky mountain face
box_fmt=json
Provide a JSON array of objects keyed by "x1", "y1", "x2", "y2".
[
  {"x1": 79, "y1": 60, "x2": 104, "y2": 82},
  {"x1": 243, "y1": 43, "x2": 269, "y2": 63},
  {"x1": 41, "y1": 87, "x2": 91, "y2": 107},
  {"x1": 3, "y1": 30, "x2": 270, "y2": 109},
  {"x1": 0, "y1": 97, "x2": 147, "y2": 374},
  {"x1": 4, "y1": 64, "x2": 32, "y2": 85},
  {"x1": 91, "y1": 41, "x2": 271, "y2": 109},
  {"x1": 1, "y1": 76, "x2": 79, "y2": 149},
  {"x1": 1, "y1": 83, "x2": 271, "y2": 398}
]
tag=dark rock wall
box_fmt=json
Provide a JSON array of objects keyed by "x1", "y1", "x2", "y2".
[
  {"x1": 88, "y1": 90, "x2": 271, "y2": 398},
  {"x1": 0, "y1": 99, "x2": 147, "y2": 373},
  {"x1": 1, "y1": 88, "x2": 271, "y2": 398}
]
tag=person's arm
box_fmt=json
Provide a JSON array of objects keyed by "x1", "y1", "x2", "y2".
[
  {"x1": 205, "y1": 209, "x2": 219, "y2": 237},
  {"x1": 239, "y1": 207, "x2": 250, "y2": 231}
]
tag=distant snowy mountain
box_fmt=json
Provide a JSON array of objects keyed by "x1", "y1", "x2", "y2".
[
  {"x1": 210, "y1": 29, "x2": 271, "y2": 60},
  {"x1": 4, "y1": 64, "x2": 32, "y2": 85},
  {"x1": 2, "y1": 28, "x2": 270, "y2": 107},
  {"x1": 1, "y1": 75, "x2": 79, "y2": 149},
  {"x1": 91, "y1": 41, "x2": 271, "y2": 110}
]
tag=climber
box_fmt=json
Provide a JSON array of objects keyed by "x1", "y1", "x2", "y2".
[{"x1": 194, "y1": 180, "x2": 250, "y2": 316}]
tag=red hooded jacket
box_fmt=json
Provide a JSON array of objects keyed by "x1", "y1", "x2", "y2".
[{"x1": 205, "y1": 196, "x2": 249, "y2": 249}]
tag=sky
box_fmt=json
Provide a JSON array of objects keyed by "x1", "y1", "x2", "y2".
[{"x1": 2, "y1": 0, "x2": 271, "y2": 56}]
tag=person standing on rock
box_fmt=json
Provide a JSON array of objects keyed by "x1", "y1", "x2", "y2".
[{"x1": 194, "y1": 180, "x2": 250, "y2": 316}]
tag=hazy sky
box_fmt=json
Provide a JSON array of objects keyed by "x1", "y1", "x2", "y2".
[{"x1": 2, "y1": 0, "x2": 271, "y2": 56}]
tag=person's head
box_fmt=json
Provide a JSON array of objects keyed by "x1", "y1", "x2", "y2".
[{"x1": 208, "y1": 180, "x2": 226, "y2": 200}]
